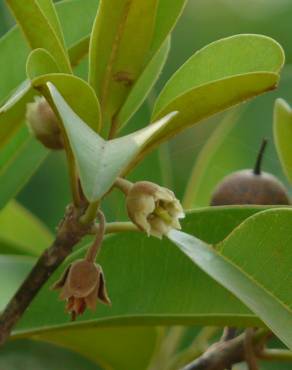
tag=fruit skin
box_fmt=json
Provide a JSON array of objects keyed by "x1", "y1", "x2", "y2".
[{"x1": 211, "y1": 169, "x2": 290, "y2": 206}]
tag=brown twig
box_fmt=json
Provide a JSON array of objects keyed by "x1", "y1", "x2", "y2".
[
  {"x1": 220, "y1": 326, "x2": 237, "y2": 370},
  {"x1": 244, "y1": 328, "x2": 259, "y2": 370},
  {"x1": 181, "y1": 329, "x2": 269, "y2": 370},
  {"x1": 0, "y1": 204, "x2": 92, "y2": 346}
]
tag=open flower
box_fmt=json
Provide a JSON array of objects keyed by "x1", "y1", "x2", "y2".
[
  {"x1": 126, "y1": 181, "x2": 184, "y2": 238},
  {"x1": 26, "y1": 96, "x2": 63, "y2": 150},
  {"x1": 52, "y1": 259, "x2": 111, "y2": 320}
]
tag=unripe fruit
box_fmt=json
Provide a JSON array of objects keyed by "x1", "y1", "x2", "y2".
[
  {"x1": 26, "y1": 96, "x2": 64, "y2": 150},
  {"x1": 210, "y1": 139, "x2": 290, "y2": 206}
]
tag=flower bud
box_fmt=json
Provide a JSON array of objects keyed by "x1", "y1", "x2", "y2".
[
  {"x1": 26, "y1": 96, "x2": 63, "y2": 150},
  {"x1": 52, "y1": 259, "x2": 111, "y2": 320},
  {"x1": 126, "y1": 181, "x2": 184, "y2": 238}
]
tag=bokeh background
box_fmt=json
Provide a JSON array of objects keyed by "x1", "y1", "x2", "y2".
[{"x1": 0, "y1": 1, "x2": 292, "y2": 369}]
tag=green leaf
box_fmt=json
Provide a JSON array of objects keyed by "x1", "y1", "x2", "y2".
[
  {"x1": 89, "y1": 0, "x2": 159, "y2": 125},
  {"x1": 182, "y1": 109, "x2": 241, "y2": 208},
  {"x1": 143, "y1": 34, "x2": 284, "y2": 157},
  {"x1": 0, "y1": 81, "x2": 35, "y2": 148},
  {"x1": 0, "y1": 339, "x2": 102, "y2": 370},
  {"x1": 6, "y1": 0, "x2": 71, "y2": 73},
  {"x1": 149, "y1": 0, "x2": 186, "y2": 54},
  {"x1": 0, "y1": 126, "x2": 48, "y2": 210},
  {"x1": 46, "y1": 82, "x2": 177, "y2": 201},
  {"x1": 33, "y1": 327, "x2": 160, "y2": 370},
  {"x1": 169, "y1": 208, "x2": 292, "y2": 350},
  {"x1": 33, "y1": 74, "x2": 101, "y2": 133},
  {"x1": 273, "y1": 98, "x2": 292, "y2": 184},
  {"x1": 89, "y1": 0, "x2": 186, "y2": 134},
  {"x1": 0, "y1": 255, "x2": 34, "y2": 311},
  {"x1": 9, "y1": 206, "x2": 271, "y2": 338},
  {"x1": 26, "y1": 48, "x2": 60, "y2": 80},
  {"x1": 34, "y1": 0, "x2": 66, "y2": 47},
  {"x1": 0, "y1": 0, "x2": 98, "y2": 148},
  {"x1": 0, "y1": 200, "x2": 53, "y2": 256},
  {"x1": 117, "y1": 37, "x2": 171, "y2": 131}
]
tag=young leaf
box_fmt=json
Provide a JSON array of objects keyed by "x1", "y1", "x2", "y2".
[
  {"x1": 89, "y1": 0, "x2": 159, "y2": 127},
  {"x1": 169, "y1": 208, "x2": 292, "y2": 350},
  {"x1": 34, "y1": 0, "x2": 66, "y2": 46},
  {"x1": 149, "y1": 0, "x2": 186, "y2": 54},
  {"x1": 26, "y1": 48, "x2": 60, "y2": 80},
  {"x1": 6, "y1": 0, "x2": 71, "y2": 73},
  {"x1": 273, "y1": 98, "x2": 292, "y2": 185},
  {"x1": 0, "y1": 200, "x2": 53, "y2": 256},
  {"x1": 10, "y1": 207, "x2": 269, "y2": 337},
  {"x1": 33, "y1": 74, "x2": 101, "y2": 133},
  {"x1": 0, "y1": 0, "x2": 99, "y2": 148},
  {"x1": 46, "y1": 82, "x2": 177, "y2": 201},
  {"x1": 89, "y1": 0, "x2": 186, "y2": 134},
  {"x1": 139, "y1": 34, "x2": 284, "y2": 158},
  {"x1": 117, "y1": 37, "x2": 171, "y2": 131}
]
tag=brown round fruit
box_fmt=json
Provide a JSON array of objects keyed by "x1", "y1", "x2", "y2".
[
  {"x1": 210, "y1": 169, "x2": 290, "y2": 205},
  {"x1": 210, "y1": 139, "x2": 290, "y2": 206}
]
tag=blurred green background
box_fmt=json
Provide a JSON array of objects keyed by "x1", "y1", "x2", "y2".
[{"x1": 1, "y1": 0, "x2": 292, "y2": 231}]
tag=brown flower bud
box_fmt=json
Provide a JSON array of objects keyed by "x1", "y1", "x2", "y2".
[
  {"x1": 52, "y1": 259, "x2": 111, "y2": 320},
  {"x1": 126, "y1": 181, "x2": 184, "y2": 238},
  {"x1": 26, "y1": 96, "x2": 63, "y2": 150}
]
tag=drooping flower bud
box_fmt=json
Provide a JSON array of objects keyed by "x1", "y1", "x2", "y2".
[
  {"x1": 26, "y1": 96, "x2": 63, "y2": 150},
  {"x1": 126, "y1": 181, "x2": 184, "y2": 238},
  {"x1": 52, "y1": 259, "x2": 111, "y2": 320}
]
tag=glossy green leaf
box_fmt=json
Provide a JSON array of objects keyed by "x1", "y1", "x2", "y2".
[
  {"x1": 8, "y1": 206, "x2": 271, "y2": 338},
  {"x1": 169, "y1": 208, "x2": 292, "y2": 349},
  {"x1": 6, "y1": 0, "x2": 71, "y2": 73},
  {"x1": 33, "y1": 327, "x2": 160, "y2": 370},
  {"x1": 34, "y1": 0, "x2": 66, "y2": 46},
  {"x1": 117, "y1": 37, "x2": 171, "y2": 131},
  {"x1": 0, "y1": 200, "x2": 53, "y2": 256},
  {"x1": 0, "y1": 126, "x2": 48, "y2": 210},
  {"x1": 33, "y1": 74, "x2": 101, "y2": 133},
  {"x1": 26, "y1": 48, "x2": 60, "y2": 80},
  {"x1": 273, "y1": 98, "x2": 292, "y2": 185},
  {"x1": 149, "y1": 0, "x2": 186, "y2": 54},
  {"x1": 47, "y1": 82, "x2": 177, "y2": 201},
  {"x1": 183, "y1": 109, "x2": 241, "y2": 208},
  {"x1": 89, "y1": 0, "x2": 186, "y2": 134},
  {"x1": 141, "y1": 35, "x2": 284, "y2": 157},
  {"x1": 89, "y1": 0, "x2": 159, "y2": 126},
  {"x1": 0, "y1": 339, "x2": 101, "y2": 370}
]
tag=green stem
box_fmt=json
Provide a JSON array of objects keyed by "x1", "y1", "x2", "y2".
[
  {"x1": 86, "y1": 210, "x2": 105, "y2": 262},
  {"x1": 259, "y1": 349, "x2": 292, "y2": 362},
  {"x1": 80, "y1": 201, "x2": 99, "y2": 225},
  {"x1": 90, "y1": 221, "x2": 139, "y2": 235},
  {"x1": 114, "y1": 177, "x2": 133, "y2": 195}
]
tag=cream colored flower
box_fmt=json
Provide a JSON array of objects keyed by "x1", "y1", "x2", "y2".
[
  {"x1": 126, "y1": 181, "x2": 184, "y2": 238},
  {"x1": 52, "y1": 259, "x2": 111, "y2": 320},
  {"x1": 26, "y1": 96, "x2": 63, "y2": 150}
]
